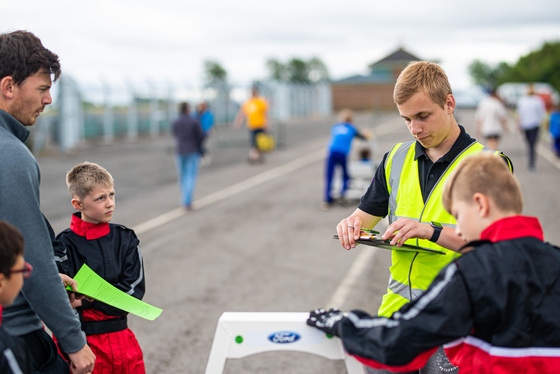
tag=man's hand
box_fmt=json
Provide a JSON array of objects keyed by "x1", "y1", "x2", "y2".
[
  {"x1": 336, "y1": 216, "x2": 363, "y2": 250},
  {"x1": 307, "y1": 308, "x2": 345, "y2": 337},
  {"x1": 381, "y1": 218, "x2": 432, "y2": 246},
  {"x1": 67, "y1": 344, "x2": 95, "y2": 374},
  {"x1": 336, "y1": 210, "x2": 382, "y2": 250}
]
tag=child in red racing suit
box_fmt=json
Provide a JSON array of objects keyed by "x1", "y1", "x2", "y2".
[
  {"x1": 54, "y1": 162, "x2": 145, "y2": 374},
  {"x1": 308, "y1": 153, "x2": 560, "y2": 373}
]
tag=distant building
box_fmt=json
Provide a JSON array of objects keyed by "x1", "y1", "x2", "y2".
[{"x1": 332, "y1": 47, "x2": 422, "y2": 111}]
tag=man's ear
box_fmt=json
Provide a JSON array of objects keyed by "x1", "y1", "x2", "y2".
[
  {"x1": 71, "y1": 198, "x2": 83, "y2": 211},
  {"x1": 0, "y1": 76, "x2": 15, "y2": 99},
  {"x1": 473, "y1": 192, "x2": 490, "y2": 218}
]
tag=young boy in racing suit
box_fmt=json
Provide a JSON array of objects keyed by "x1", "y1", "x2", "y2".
[
  {"x1": 0, "y1": 221, "x2": 33, "y2": 374},
  {"x1": 54, "y1": 162, "x2": 145, "y2": 374},
  {"x1": 308, "y1": 152, "x2": 560, "y2": 373}
]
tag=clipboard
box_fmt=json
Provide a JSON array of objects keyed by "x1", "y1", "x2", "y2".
[{"x1": 333, "y1": 235, "x2": 445, "y2": 255}]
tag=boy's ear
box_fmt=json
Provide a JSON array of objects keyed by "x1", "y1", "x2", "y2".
[
  {"x1": 0, "y1": 274, "x2": 5, "y2": 293},
  {"x1": 71, "y1": 198, "x2": 83, "y2": 211},
  {"x1": 473, "y1": 192, "x2": 490, "y2": 218}
]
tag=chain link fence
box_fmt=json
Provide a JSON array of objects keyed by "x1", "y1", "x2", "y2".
[{"x1": 30, "y1": 76, "x2": 332, "y2": 155}]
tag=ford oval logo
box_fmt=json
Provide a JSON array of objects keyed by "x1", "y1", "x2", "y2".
[{"x1": 268, "y1": 331, "x2": 301, "y2": 344}]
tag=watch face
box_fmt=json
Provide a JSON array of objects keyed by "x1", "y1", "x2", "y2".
[{"x1": 431, "y1": 221, "x2": 443, "y2": 228}]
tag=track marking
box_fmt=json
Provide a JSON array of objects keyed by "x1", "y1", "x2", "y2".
[
  {"x1": 537, "y1": 141, "x2": 560, "y2": 170},
  {"x1": 134, "y1": 117, "x2": 404, "y2": 309},
  {"x1": 133, "y1": 149, "x2": 326, "y2": 235},
  {"x1": 327, "y1": 248, "x2": 378, "y2": 309}
]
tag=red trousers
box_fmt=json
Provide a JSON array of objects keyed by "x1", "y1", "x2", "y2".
[{"x1": 86, "y1": 328, "x2": 145, "y2": 374}]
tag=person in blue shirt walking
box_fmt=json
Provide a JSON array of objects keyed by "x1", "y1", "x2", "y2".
[
  {"x1": 195, "y1": 101, "x2": 214, "y2": 135},
  {"x1": 322, "y1": 109, "x2": 370, "y2": 210},
  {"x1": 194, "y1": 101, "x2": 215, "y2": 165}
]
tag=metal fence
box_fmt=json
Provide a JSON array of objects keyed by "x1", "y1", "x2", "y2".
[{"x1": 30, "y1": 76, "x2": 332, "y2": 155}]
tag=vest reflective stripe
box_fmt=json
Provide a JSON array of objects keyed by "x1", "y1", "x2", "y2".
[
  {"x1": 385, "y1": 142, "x2": 407, "y2": 217},
  {"x1": 378, "y1": 140, "x2": 502, "y2": 317},
  {"x1": 388, "y1": 275, "x2": 425, "y2": 300}
]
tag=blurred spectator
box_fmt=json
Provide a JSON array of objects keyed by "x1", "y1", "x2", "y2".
[
  {"x1": 233, "y1": 86, "x2": 269, "y2": 163},
  {"x1": 549, "y1": 104, "x2": 560, "y2": 158},
  {"x1": 516, "y1": 84, "x2": 547, "y2": 172},
  {"x1": 358, "y1": 146, "x2": 373, "y2": 164},
  {"x1": 475, "y1": 88, "x2": 509, "y2": 150},
  {"x1": 194, "y1": 101, "x2": 215, "y2": 165},
  {"x1": 172, "y1": 102, "x2": 205, "y2": 210},
  {"x1": 321, "y1": 109, "x2": 370, "y2": 210},
  {"x1": 195, "y1": 101, "x2": 215, "y2": 135}
]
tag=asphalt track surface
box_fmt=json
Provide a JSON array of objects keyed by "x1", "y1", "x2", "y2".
[{"x1": 38, "y1": 109, "x2": 560, "y2": 373}]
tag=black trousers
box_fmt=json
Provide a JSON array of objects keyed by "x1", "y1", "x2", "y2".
[{"x1": 524, "y1": 126, "x2": 540, "y2": 169}]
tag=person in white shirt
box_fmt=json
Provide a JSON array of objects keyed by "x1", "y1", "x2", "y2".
[
  {"x1": 516, "y1": 84, "x2": 547, "y2": 171},
  {"x1": 475, "y1": 88, "x2": 509, "y2": 150}
]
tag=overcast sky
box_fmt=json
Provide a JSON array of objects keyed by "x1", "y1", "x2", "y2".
[{"x1": 3, "y1": 0, "x2": 560, "y2": 92}]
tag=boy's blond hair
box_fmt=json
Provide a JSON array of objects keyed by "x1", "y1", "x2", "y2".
[
  {"x1": 66, "y1": 161, "x2": 114, "y2": 200},
  {"x1": 443, "y1": 153, "x2": 522, "y2": 215},
  {"x1": 393, "y1": 61, "x2": 452, "y2": 108}
]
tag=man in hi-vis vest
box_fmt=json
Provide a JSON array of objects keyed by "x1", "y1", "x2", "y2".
[{"x1": 335, "y1": 61, "x2": 512, "y2": 374}]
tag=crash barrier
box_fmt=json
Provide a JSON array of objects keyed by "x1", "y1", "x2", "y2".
[{"x1": 205, "y1": 312, "x2": 365, "y2": 374}]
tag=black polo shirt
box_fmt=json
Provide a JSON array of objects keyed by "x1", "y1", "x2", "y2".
[{"x1": 358, "y1": 125, "x2": 476, "y2": 218}]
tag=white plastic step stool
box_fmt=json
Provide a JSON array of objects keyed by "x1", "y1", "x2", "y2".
[{"x1": 205, "y1": 312, "x2": 365, "y2": 373}]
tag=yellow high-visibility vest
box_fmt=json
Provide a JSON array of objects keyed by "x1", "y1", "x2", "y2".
[{"x1": 378, "y1": 140, "x2": 511, "y2": 317}]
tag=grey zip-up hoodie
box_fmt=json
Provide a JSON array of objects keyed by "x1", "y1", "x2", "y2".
[{"x1": 0, "y1": 110, "x2": 86, "y2": 353}]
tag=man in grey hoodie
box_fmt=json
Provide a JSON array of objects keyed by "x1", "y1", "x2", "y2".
[{"x1": 0, "y1": 30, "x2": 95, "y2": 374}]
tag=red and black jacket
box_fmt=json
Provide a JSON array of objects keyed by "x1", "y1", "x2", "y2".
[
  {"x1": 337, "y1": 216, "x2": 560, "y2": 373},
  {"x1": 54, "y1": 213, "x2": 145, "y2": 335}
]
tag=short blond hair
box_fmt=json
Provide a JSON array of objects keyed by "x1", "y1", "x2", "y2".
[
  {"x1": 393, "y1": 61, "x2": 452, "y2": 108},
  {"x1": 338, "y1": 108, "x2": 354, "y2": 123},
  {"x1": 66, "y1": 161, "x2": 114, "y2": 200},
  {"x1": 442, "y1": 153, "x2": 522, "y2": 215}
]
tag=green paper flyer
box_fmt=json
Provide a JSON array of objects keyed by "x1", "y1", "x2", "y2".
[{"x1": 66, "y1": 264, "x2": 162, "y2": 321}]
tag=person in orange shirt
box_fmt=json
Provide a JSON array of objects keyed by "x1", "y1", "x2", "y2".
[{"x1": 233, "y1": 86, "x2": 269, "y2": 163}]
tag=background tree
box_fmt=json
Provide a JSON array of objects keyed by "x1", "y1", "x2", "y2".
[
  {"x1": 266, "y1": 59, "x2": 287, "y2": 81},
  {"x1": 499, "y1": 41, "x2": 560, "y2": 94},
  {"x1": 266, "y1": 57, "x2": 329, "y2": 83},
  {"x1": 286, "y1": 58, "x2": 309, "y2": 83},
  {"x1": 204, "y1": 60, "x2": 228, "y2": 85},
  {"x1": 468, "y1": 41, "x2": 560, "y2": 94},
  {"x1": 307, "y1": 57, "x2": 329, "y2": 82},
  {"x1": 468, "y1": 60, "x2": 510, "y2": 90}
]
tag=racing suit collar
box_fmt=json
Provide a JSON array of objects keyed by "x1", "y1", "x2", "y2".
[
  {"x1": 70, "y1": 212, "x2": 110, "y2": 240},
  {"x1": 480, "y1": 215, "x2": 543, "y2": 243}
]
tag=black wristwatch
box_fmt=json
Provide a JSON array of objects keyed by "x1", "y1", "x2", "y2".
[{"x1": 429, "y1": 221, "x2": 443, "y2": 243}]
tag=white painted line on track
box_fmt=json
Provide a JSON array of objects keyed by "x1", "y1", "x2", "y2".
[
  {"x1": 508, "y1": 128, "x2": 560, "y2": 171},
  {"x1": 327, "y1": 248, "x2": 378, "y2": 309},
  {"x1": 537, "y1": 141, "x2": 560, "y2": 170},
  {"x1": 134, "y1": 118, "x2": 404, "y2": 309},
  {"x1": 133, "y1": 148, "x2": 326, "y2": 235}
]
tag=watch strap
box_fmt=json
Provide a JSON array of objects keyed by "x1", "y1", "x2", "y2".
[{"x1": 429, "y1": 221, "x2": 442, "y2": 243}]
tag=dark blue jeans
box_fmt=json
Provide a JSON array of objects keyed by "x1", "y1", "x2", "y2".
[
  {"x1": 175, "y1": 153, "x2": 201, "y2": 207},
  {"x1": 325, "y1": 151, "x2": 349, "y2": 203}
]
